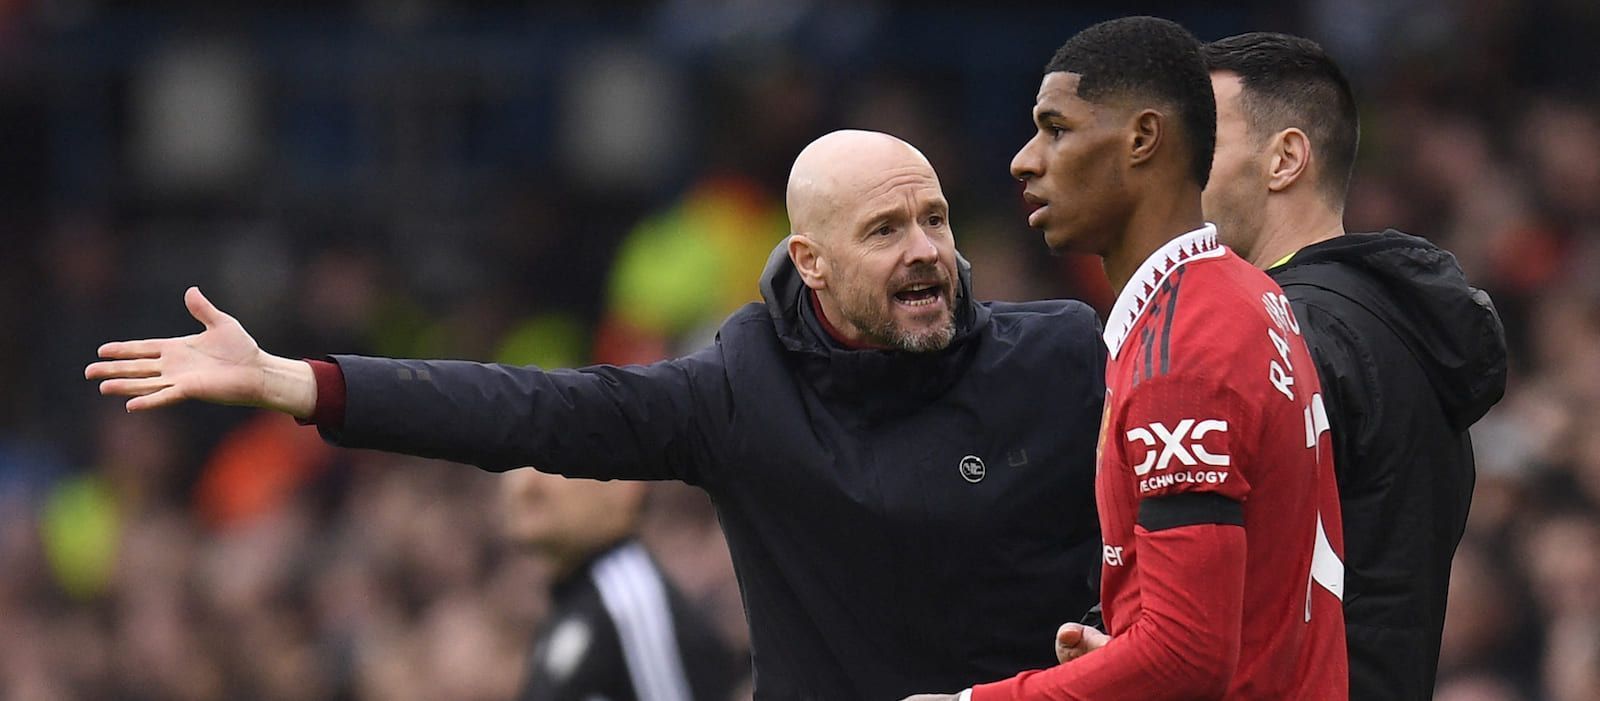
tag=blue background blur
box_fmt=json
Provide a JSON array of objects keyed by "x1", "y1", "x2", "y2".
[{"x1": 2, "y1": 2, "x2": 1599, "y2": 699}]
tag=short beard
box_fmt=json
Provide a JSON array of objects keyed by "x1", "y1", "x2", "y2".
[
  {"x1": 841, "y1": 294, "x2": 957, "y2": 353},
  {"x1": 887, "y1": 320, "x2": 957, "y2": 353}
]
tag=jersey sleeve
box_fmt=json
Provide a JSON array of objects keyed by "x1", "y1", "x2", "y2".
[
  {"x1": 1116, "y1": 369, "x2": 1257, "y2": 506},
  {"x1": 969, "y1": 523, "x2": 1246, "y2": 701}
]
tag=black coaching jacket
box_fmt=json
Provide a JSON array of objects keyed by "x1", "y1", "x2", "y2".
[
  {"x1": 1269, "y1": 230, "x2": 1508, "y2": 701},
  {"x1": 319, "y1": 242, "x2": 1106, "y2": 700}
]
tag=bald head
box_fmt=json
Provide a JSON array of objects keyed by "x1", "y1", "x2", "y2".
[
  {"x1": 786, "y1": 130, "x2": 939, "y2": 238},
  {"x1": 783, "y1": 129, "x2": 958, "y2": 353}
]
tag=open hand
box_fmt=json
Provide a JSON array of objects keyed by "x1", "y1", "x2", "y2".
[{"x1": 86, "y1": 287, "x2": 314, "y2": 417}]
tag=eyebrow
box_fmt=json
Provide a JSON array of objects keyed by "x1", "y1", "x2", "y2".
[
  {"x1": 1034, "y1": 109, "x2": 1065, "y2": 124},
  {"x1": 860, "y1": 207, "x2": 906, "y2": 232},
  {"x1": 859, "y1": 200, "x2": 948, "y2": 232}
]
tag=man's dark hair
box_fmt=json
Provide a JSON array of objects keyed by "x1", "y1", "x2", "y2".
[
  {"x1": 1202, "y1": 32, "x2": 1360, "y2": 205},
  {"x1": 1046, "y1": 16, "x2": 1216, "y2": 188}
]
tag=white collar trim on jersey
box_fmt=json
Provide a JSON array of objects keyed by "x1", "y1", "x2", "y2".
[{"x1": 1103, "y1": 223, "x2": 1227, "y2": 360}]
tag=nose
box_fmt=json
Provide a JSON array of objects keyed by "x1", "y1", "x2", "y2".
[
  {"x1": 1010, "y1": 137, "x2": 1041, "y2": 181},
  {"x1": 903, "y1": 223, "x2": 939, "y2": 265}
]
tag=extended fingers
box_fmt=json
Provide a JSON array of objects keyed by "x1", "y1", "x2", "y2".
[
  {"x1": 126, "y1": 385, "x2": 185, "y2": 412},
  {"x1": 98, "y1": 377, "x2": 173, "y2": 398},
  {"x1": 98, "y1": 339, "x2": 167, "y2": 359},
  {"x1": 85, "y1": 358, "x2": 162, "y2": 380},
  {"x1": 184, "y1": 287, "x2": 231, "y2": 329}
]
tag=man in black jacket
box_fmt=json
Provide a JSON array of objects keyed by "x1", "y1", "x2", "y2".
[
  {"x1": 88, "y1": 130, "x2": 1107, "y2": 700},
  {"x1": 1200, "y1": 33, "x2": 1509, "y2": 700},
  {"x1": 500, "y1": 468, "x2": 741, "y2": 701}
]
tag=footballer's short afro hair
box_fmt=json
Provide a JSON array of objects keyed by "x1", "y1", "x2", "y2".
[{"x1": 1046, "y1": 16, "x2": 1216, "y2": 187}]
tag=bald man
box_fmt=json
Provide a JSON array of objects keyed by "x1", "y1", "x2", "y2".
[{"x1": 88, "y1": 130, "x2": 1107, "y2": 700}]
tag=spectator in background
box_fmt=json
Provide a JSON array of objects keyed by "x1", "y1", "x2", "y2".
[
  {"x1": 498, "y1": 466, "x2": 741, "y2": 701},
  {"x1": 1521, "y1": 510, "x2": 1600, "y2": 701},
  {"x1": 1542, "y1": 620, "x2": 1600, "y2": 701},
  {"x1": 1200, "y1": 32, "x2": 1508, "y2": 700},
  {"x1": 1434, "y1": 675, "x2": 1526, "y2": 701}
]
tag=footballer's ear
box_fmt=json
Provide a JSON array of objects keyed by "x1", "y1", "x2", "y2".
[
  {"x1": 1128, "y1": 109, "x2": 1165, "y2": 167},
  {"x1": 1267, "y1": 128, "x2": 1312, "y2": 193},
  {"x1": 788, "y1": 234, "x2": 829, "y2": 290}
]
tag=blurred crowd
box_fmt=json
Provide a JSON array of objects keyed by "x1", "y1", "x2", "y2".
[{"x1": 2, "y1": 1, "x2": 1599, "y2": 700}]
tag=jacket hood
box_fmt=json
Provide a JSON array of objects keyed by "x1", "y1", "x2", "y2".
[
  {"x1": 1278, "y1": 230, "x2": 1508, "y2": 429},
  {"x1": 754, "y1": 239, "x2": 991, "y2": 418}
]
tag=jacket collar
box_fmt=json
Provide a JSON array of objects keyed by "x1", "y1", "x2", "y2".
[
  {"x1": 1272, "y1": 229, "x2": 1508, "y2": 429},
  {"x1": 1103, "y1": 223, "x2": 1225, "y2": 360},
  {"x1": 756, "y1": 239, "x2": 990, "y2": 421}
]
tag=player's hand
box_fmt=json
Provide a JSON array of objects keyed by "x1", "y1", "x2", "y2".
[
  {"x1": 86, "y1": 287, "x2": 316, "y2": 417},
  {"x1": 1055, "y1": 622, "x2": 1111, "y2": 663}
]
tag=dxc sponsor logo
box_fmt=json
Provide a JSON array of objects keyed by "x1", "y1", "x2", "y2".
[{"x1": 1125, "y1": 419, "x2": 1230, "y2": 476}]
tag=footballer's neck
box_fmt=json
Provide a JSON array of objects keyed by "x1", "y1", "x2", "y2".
[
  {"x1": 1244, "y1": 198, "x2": 1346, "y2": 269},
  {"x1": 1103, "y1": 186, "x2": 1206, "y2": 296}
]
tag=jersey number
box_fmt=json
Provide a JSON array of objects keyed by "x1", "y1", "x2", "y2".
[{"x1": 1303, "y1": 392, "x2": 1343, "y2": 621}]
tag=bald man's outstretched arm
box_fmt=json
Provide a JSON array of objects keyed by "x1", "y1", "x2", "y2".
[{"x1": 89, "y1": 288, "x2": 727, "y2": 484}]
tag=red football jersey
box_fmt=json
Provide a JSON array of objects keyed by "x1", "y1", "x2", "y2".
[{"x1": 972, "y1": 225, "x2": 1347, "y2": 701}]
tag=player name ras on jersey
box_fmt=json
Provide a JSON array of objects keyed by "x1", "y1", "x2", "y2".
[
  {"x1": 1262, "y1": 290, "x2": 1334, "y2": 449},
  {"x1": 1264, "y1": 291, "x2": 1302, "y2": 401}
]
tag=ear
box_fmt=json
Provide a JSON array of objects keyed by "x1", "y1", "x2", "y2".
[
  {"x1": 1267, "y1": 128, "x2": 1312, "y2": 193},
  {"x1": 788, "y1": 234, "x2": 829, "y2": 290},
  {"x1": 1128, "y1": 109, "x2": 1165, "y2": 167}
]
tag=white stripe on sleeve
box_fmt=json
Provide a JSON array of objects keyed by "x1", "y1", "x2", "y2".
[{"x1": 592, "y1": 543, "x2": 694, "y2": 701}]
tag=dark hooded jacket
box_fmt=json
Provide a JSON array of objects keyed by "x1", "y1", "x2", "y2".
[
  {"x1": 321, "y1": 242, "x2": 1107, "y2": 700},
  {"x1": 1268, "y1": 230, "x2": 1508, "y2": 701}
]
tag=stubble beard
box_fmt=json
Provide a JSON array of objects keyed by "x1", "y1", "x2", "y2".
[
  {"x1": 883, "y1": 314, "x2": 957, "y2": 353},
  {"x1": 838, "y1": 279, "x2": 958, "y2": 354}
]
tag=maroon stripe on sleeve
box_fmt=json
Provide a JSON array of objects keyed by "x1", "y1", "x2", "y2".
[{"x1": 303, "y1": 359, "x2": 346, "y2": 429}]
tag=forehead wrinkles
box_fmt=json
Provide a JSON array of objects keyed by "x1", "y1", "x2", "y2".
[{"x1": 853, "y1": 166, "x2": 940, "y2": 209}]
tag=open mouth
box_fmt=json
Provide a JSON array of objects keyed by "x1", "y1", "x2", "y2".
[{"x1": 894, "y1": 283, "x2": 946, "y2": 308}]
